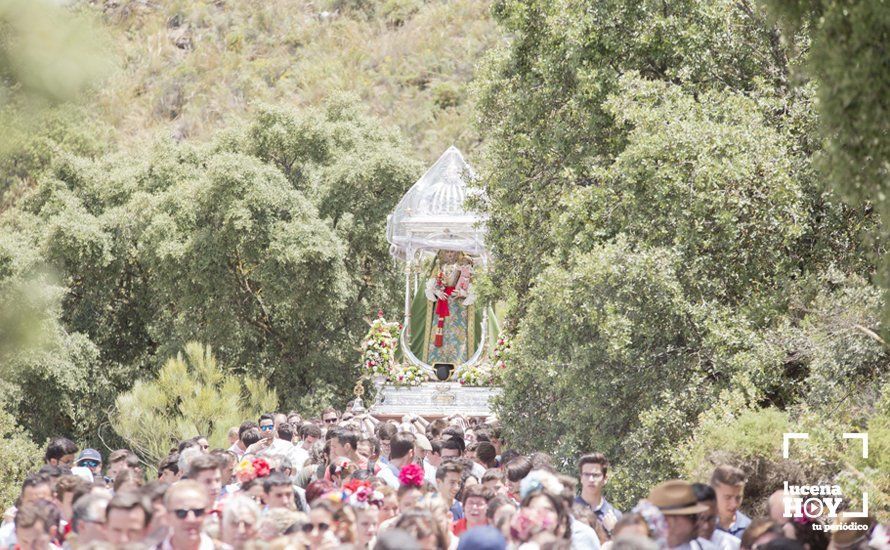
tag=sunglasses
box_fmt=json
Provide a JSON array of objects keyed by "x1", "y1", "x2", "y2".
[
  {"x1": 323, "y1": 418, "x2": 338, "y2": 424},
  {"x1": 79, "y1": 460, "x2": 100, "y2": 468},
  {"x1": 173, "y1": 508, "x2": 207, "y2": 519},
  {"x1": 301, "y1": 522, "x2": 330, "y2": 534},
  {"x1": 260, "y1": 425, "x2": 274, "y2": 432}
]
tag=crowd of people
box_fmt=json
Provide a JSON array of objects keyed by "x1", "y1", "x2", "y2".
[{"x1": 0, "y1": 409, "x2": 885, "y2": 550}]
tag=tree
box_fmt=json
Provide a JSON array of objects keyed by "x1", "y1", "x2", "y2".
[
  {"x1": 111, "y1": 342, "x2": 277, "y2": 466},
  {"x1": 477, "y1": 0, "x2": 886, "y2": 506}
]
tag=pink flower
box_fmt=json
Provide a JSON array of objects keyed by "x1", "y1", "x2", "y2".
[{"x1": 398, "y1": 463, "x2": 424, "y2": 488}]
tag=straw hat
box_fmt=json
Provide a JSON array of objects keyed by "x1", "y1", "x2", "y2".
[{"x1": 648, "y1": 480, "x2": 710, "y2": 515}]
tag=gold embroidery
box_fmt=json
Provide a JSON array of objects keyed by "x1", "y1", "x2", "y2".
[{"x1": 422, "y1": 298, "x2": 433, "y2": 363}]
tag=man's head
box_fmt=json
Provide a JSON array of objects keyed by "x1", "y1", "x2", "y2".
[
  {"x1": 440, "y1": 437, "x2": 463, "y2": 459},
  {"x1": 104, "y1": 491, "x2": 152, "y2": 544},
  {"x1": 54, "y1": 475, "x2": 91, "y2": 522},
  {"x1": 767, "y1": 489, "x2": 788, "y2": 524},
  {"x1": 75, "y1": 449, "x2": 103, "y2": 478},
  {"x1": 301, "y1": 423, "x2": 322, "y2": 449},
  {"x1": 185, "y1": 454, "x2": 222, "y2": 503},
  {"x1": 262, "y1": 473, "x2": 294, "y2": 510},
  {"x1": 21, "y1": 474, "x2": 52, "y2": 506},
  {"x1": 436, "y1": 460, "x2": 463, "y2": 504},
  {"x1": 413, "y1": 433, "x2": 432, "y2": 463},
  {"x1": 710, "y1": 465, "x2": 746, "y2": 522},
  {"x1": 241, "y1": 427, "x2": 262, "y2": 449},
  {"x1": 221, "y1": 495, "x2": 261, "y2": 548},
  {"x1": 462, "y1": 484, "x2": 495, "y2": 527},
  {"x1": 390, "y1": 432, "x2": 416, "y2": 464},
  {"x1": 482, "y1": 468, "x2": 506, "y2": 496},
  {"x1": 376, "y1": 423, "x2": 398, "y2": 459},
  {"x1": 331, "y1": 430, "x2": 358, "y2": 460},
  {"x1": 321, "y1": 407, "x2": 339, "y2": 427},
  {"x1": 277, "y1": 422, "x2": 294, "y2": 443},
  {"x1": 165, "y1": 481, "x2": 210, "y2": 546},
  {"x1": 45, "y1": 437, "x2": 77, "y2": 467},
  {"x1": 692, "y1": 482, "x2": 720, "y2": 540},
  {"x1": 14, "y1": 504, "x2": 52, "y2": 550},
  {"x1": 578, "y1": 453, "x2": 609, "y2": 497},
  {"x1": 107, "y1": 449, "x2": 132, "y2": 480},
  {"x1": 648, "y1": 480, "x2": 709, "y2": 547},
  {"x1": 476, "y1": 441, "x2": 497, "y2": 469},
  {"x1": 258, "y1": 413, "x2": 276, "y2": 440},
  {"x1": 505, "y1": 456, "x2": 533, "y2": 496},
  {"x1": 71, "y1": 492, "x2": 111, "y2": 543},
  {"x1": 158, "y1": 453, "x2": 180, "y2": 484}
]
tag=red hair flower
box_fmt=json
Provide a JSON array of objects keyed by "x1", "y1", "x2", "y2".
[
  {"x1": 253, "y1": 458, "x2": 271, "y2": 478},
  {"x1": 399, "y1": 463, "x2": 424, "y2": 488},
  {"x1": 343, "y1": 478, "x2": 372, "y2": 495}
]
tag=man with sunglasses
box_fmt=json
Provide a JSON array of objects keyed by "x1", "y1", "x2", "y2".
[
  {"x1": 75, "y1": 449, "x2": 103, "y2": 481},
  {"x1": 159, "y1": 480, "x2": 215, "y2": 550}
]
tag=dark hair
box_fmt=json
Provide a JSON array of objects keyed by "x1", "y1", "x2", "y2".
[
  {"x1": 301, "y1": 423, "x2": 322, "y2": 440},
  {"x1": 54, "y1": 475, "x2": 90, "y2": 503},
  {"x1": 337, "y1": 429, "x2": 358, "y2": 451},
  {"x1": 277, "y1": 422, "x2": 294, "y2": 442},
  {"x1": 305, "y1": 480, "x2": 336, "y2": 504},
  {"x1": 238, "y1": 420, "x2": 258, "y2": 438},
  {"x1": 140, "y1": 481, "x2": 170, "y2": 504},
  {"x1": 177, "y1": 438, "x2": 199, "y2": 453},
  {"x1": 158, "y1": 454, "x2": 179, "y2": 476},
  {"x1": 258, "y1": 413, "x2": 275, "y2": 424},
  {"x1": 786, "y1": 520, "x2": 829, "y2": 550},
  {"x1": 105, "y1": 491, "x2": 152, "y2": 526},
  {"x1": 692, "y1": 482, "x2": 716, "y2": 502},
  {"x1": 711, "y1": 464, "x2": 746, "y2": 486},
  {"x1": 429, "y1": 438, "x2": 444, "y2": 455},
  {"x1": 263, "y1": 472, "x2": 293, "y2": 493},
  {"x1": 441, "y1": 438, "x2": 463, "y2": 456},
  {"x1": 376, "y1": 422, "x2": 398, "y2": 441},
  {"x1": 37, "y1": 465, "x2": 64, "y2": 478},
  {"x1": 435, "y1": 460, "x2": 463, "y2": 481},
  {"x1": 390, "y1": 432, "x2": 416, "y2": 460},
  {"x1": 506, "y1": 456, "x2": 533, "y2": 483},
  {"x1": 486, "y1": 495, "x2": 516, "y2": 521},
  {"x1": 45, "y1": 437, "x2": 77, "y2": 462},
  {"x1": 476, "y1": 441, "x2": 497, "y2": 467},
  {"x1": 185, "y1": 454, "x2": 220, "y2": 478},
  {"x1": 359, "y1": 436, "x2": 380, "y2": 455},
  {"x1": 425, "y1": 418, "x2": 447, "y2": 439},
  {"x1": 395, "y1": 510, "x2": 442, "y2": 549},
  {"x1": 22, "y1": 473, "x2": 51, "y2": 494},
  {"x1": 474, "y1": 429, "x2": 492, "y2": 442},
  {"x1": 461, "y1": 484, "x2": 494, "y2": 505},
  {"x1": 482, "y1": 468, "x2": 504, "y2": 484},
  {"x1": 442, "y1": 426, "x2": 464, "y2": 439},
  {"x1": 15, "y1": 503, "x2": 49, "y2": 531},
  {"x1": 761, "y1": 539, "x2": 806, "y2": 550},
  {"x1": 500, "y1": 449, "x2": 521, "y2": 466},
  {"x1": 578, "y1": 453, "x2": 609, "y2": 477},
  {"x1": 108, "y1": 449, "x2": 131, "y2": 464},
  {"x1": 241, "y1": 428, "x2": 262, "y2": 447}
]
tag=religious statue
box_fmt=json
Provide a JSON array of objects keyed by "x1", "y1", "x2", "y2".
[{"x1": 407, "y1": 250, "x2": 483, "y2": 378}]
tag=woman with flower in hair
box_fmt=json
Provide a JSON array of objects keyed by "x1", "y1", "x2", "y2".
[{"x1": 510, "y1": 470, "x2": 572, "y2": 545}]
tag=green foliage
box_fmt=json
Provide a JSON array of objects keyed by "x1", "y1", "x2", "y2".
[
  {"x1": 112, "y1": 342, "x2": 277, "y2": 466},
  {"x1": 0, "y1": 97, "x2": 419, "y2": 432},
  {"x1": 0, "y1": 408, "x2": 43, "y2": 510},
  {"x1": 480, "y1": 0, "x2": 887, "y2": 507}
]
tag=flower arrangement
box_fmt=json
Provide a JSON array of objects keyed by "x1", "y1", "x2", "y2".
[
  {"x1": 391, "y1": 364, "x2": 426, "y2": 386},
  {"x1": 340, "y1": 479, "x2": 383, "y2": 509},
  {"x1": 490, "y1": 335, "x2": 512, "y2": 383},
  {"x1": 398, "y1": 463, "x2": 425, "y2": 487},
  {"x1": 234, "y1": 457, "x2": 271, "y2": 483},
  {"x1": 359, "y1": 311, "x2": 401, "y2": 378},
  {"x1": 455, "y1": 364, "x2": 493, "y2": 386}
]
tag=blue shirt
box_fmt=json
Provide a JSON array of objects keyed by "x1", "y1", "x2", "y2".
[
  {"x1": 451, "y1": 500, "x2": 464, "y2": 520},
  {"x1": 717, "y1": 511, "x2": 751, "y2": 538}
]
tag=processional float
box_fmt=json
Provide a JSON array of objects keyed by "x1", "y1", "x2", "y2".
[{"x1": 362, "y1": 146, "x2": 502, "y2": 419}]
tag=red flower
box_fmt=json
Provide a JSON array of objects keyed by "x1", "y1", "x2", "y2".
[
  {"x1": 343, "y1": 478, "x2": 371, "y2": 494},
  {"x1": 399, "y1": 463, "x2": 424, "y2": 488},
  {"x1": 252, "y1": 458, "x2": 271, "y2": 478}
]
